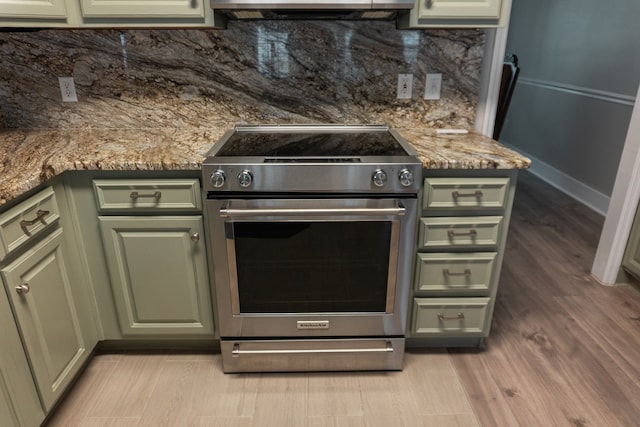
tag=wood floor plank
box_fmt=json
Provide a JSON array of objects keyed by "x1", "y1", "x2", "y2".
[
  {"x1": 84, "y1": 354, "x2": 166, "y2": 418},
  {"x1": 306, "y1": 373, "x2": 364, "y2": 417},
  {"x1": 65, "y1": 417, "x2": 140, "y2": 427},
  {"x1": 136, "y1": 360, "x2": 203, "y2": 427},
  {"x1": 189, "y1": 357, "x2": 259, "y2": 418},
  {"x1": 189, "y1": 416, "x2": 254, "y2": 427},
  {"x1": 45, "y1": 356, "x2": 120, "y2": 426},
  {"x1": 306, "y1": 415, "x2": 367, "y2": 427},
  {"x1": 251, "y1": 373, "x2": 309, "y2": 426},
  {"x1": 402, "y1": 350, "x2": 476, "y2": 416}
]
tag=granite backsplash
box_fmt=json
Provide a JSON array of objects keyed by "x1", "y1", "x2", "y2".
[{"x1": 0, "y1": 22, "x2": 484, "y2": 130}]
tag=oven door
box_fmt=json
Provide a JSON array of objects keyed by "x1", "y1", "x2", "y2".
[{"x1": 207, "y1": 197, "x2": 417, "y2": 338}]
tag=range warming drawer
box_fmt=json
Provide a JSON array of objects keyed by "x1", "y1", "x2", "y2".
[{"x1": 220, "y1": 338, "x2": 405, "y2": 373}]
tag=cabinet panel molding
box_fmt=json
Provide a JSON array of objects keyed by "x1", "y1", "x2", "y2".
[
  {"x1": 0, "y1": 0, "x2": 68, "y2": 18},
  {"x1": 99, "y1": 216, "x2": 214, "y2": 337},
  {"x1": 1, "y1": 228, "x2": 87, "y2": 411}
]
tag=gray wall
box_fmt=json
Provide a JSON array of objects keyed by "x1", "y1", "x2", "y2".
[{"x1": 500, "y1": 0, "x2": 640, "y2": 212}]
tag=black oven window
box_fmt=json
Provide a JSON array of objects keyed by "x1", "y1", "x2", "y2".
[{"x1": 233, "y1": 221, "x2": 392, "y2": 313}]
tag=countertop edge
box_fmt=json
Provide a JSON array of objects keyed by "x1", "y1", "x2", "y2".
[{"x1": 0, "y1": 127, "x2": 531, "y2": 206}]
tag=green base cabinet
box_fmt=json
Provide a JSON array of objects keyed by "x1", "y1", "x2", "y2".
[
  {"x1": 408, "y1": 170, "x2": 517, "y2": 345},
  {"x1": 99, "y1": 215, "x2": 214, "y2": 337},
  {"x1": 0, "y1": 286, "x2": 46, "y2": 427},
  {"x1": 1, "y1": 228, "x2": 89, "y2": 411}
]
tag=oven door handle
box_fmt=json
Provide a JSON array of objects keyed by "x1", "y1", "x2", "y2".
[{"x1": 219, "y1": 203, "x2": 406, "y2": 218}]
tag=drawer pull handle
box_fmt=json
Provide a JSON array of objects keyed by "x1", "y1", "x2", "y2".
[
  {"x1": 447, "y1": 229, "x2": 477, "y2": 238},
  {"x1": 130, "y1": 191, "x2": 162, "y2": 200},
  {"x1": 452, "y1": 190, "x2": 483, "y2": 199},
  {"x1": 443, "y1": 269, "x2": 471, "y2": 277},
  {"x1": 191, "y1": 232, "x2": 200, "y2": 243},
  {"x1": 20, "y1": 210, "x2": 50, "y2": 227},
  {"x1": 438, "y1": 313, "x2": 465, "y2": 321},
  {"x1": 15, "y1": 283, "x2": 30, "y2": 295}
]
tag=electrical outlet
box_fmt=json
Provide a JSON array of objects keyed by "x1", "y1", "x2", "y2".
[
  {"x1": 424, "y1": 73, "x2": 442, "y2": 100},
  {"x1": 58, "y1": 77, "x2": 78, "y2": 102},
  {"x1": 397, "y1": 74, "x2": 413, "y2": 100}
]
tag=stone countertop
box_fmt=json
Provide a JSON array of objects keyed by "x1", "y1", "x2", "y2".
[{"x1": 0, "y1": 127, "x2": 530, "y2": 206}]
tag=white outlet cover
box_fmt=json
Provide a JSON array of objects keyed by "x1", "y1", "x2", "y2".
[
  {"x1": 424, "y1": 73, "x2": 442, "y2": 100},
  {"x1": 397, "y1": 74, "x2": 413, "y2": 100},
  {"x1": 58, "y1": 77, "x2": 78, "y2": 102}
]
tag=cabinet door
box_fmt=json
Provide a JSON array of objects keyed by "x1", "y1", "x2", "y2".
[
  {"x1": 418, "y1": 0, "x2": 502, "y2": 19},
  {"x1": 0, "y1": 0, "x2": 68, "y2": 19},
  {"x1": 1, "y1": 228, "x2": 87, "y2": 412},
  {"x1": 99, "y1": 216, "x2": 214, "y2": 337},
  {"x1": 79, "y1": 0, "x2": 205, "y2": 18},
  {"x1": 1, "y1": 286, "x2": 45, "y2": 427}
]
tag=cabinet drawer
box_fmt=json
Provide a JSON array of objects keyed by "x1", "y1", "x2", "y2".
[
  {"x1": 0, "y1": 187, "x2": 60, "y2": 261},
  {"x1": 414, "y1": 252, "x2": 496, "y2": 294},
  {"x1": 412, "y1": 297, "x2": 490, "y2": 336},
  {"x1": 418, "y1": 216, "x2": 503, "y2": 249},
  {"x1": 93, "y1": 179, "x2": 201, "y2": 212},
  {"x1": 423, "y1": 177, "x2": 509, "y2": 211}
]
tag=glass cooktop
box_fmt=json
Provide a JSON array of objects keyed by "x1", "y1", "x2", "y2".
[{"x1": 215, "y1": 129, "x2": 409, "y2": 158}]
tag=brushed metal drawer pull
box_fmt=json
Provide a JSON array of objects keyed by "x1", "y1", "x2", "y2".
[
  {"x1": 452, "y1": 190, "x2": 483, "y2": 199},
  {"x1": 130, "y1": 191, "x2": 162, "y2": 200},
  {"x1": 443, "y1": 269, "x2": 471, "y2": 277},
  {"x1": 447, "y1": 229, "x2": 477, "y2": 238},
  {"x1": 20, "y1": 210, "x2": 49, "y2": 227},
  {"x1": 438, "y1": 313, "x2": 465, "y2": 321}
]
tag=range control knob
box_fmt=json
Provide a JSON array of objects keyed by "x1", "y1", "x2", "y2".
[
  {"x1": 210, "y1": 170, "x2": 226, "y2": 188},
  {"x1": 237, "y1": 170, "x2": 253, "y2": 188},
  {"x1": 399, "y1": 168, "x2": 415, "y2": 187},
  {"x1": 372, "y1": 169, "x2": 387, "y2": 187}
]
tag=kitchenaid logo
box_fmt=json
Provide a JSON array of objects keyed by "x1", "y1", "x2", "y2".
[{"x1": 297, "y1": 320, "x2": 329, "y2": 330}]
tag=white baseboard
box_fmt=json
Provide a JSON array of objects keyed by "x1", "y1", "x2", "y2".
[{"x1": 501, "y1": 141, "x2": 609, "y2": 216}]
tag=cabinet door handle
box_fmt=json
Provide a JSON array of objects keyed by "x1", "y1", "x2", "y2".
[
  {"x1": 452, "y1": 190, "x2": 483, "y2": 200},
  {"x1": 447, "y1": 229, "x2": 477, "y2": 238},
  {"x1": 191, "y1": 232, "x2": 200, "y2": 243},
  {"x1": 20, "y1": 210, "x2": 49, "y2": 227},
  {"x1": 130, "y1": 191, "x2": 162, "y2": 200},
  {"x1": 438, "y1": 313, "x2": 464, "y2": 321},
  {"x1": 443, "y1": 269, "x2": 471, "y2": 277},
  {"x1": 15, "y1": 283, "x2": 31, "y2": 295}
]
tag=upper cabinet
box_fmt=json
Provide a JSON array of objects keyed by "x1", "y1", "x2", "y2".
[
  {"x1": 0, "y1": 0, "x2": 68, "y2": 19},
  {"x1": 398, "y1": 0, "x2": 510, "y2": 28},
  {"x1": 0, "y1": 0, "x2": 225, "y2": 27},
  {"x1": 0, "y1": 0, "x2": 71, "y2": 27},
  {"x1": 79, "y1": 0, "x2": 205, "y2": 18}
]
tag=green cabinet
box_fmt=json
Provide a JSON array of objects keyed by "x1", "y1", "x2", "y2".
[
  {"x1": 1, "y1": 227, "x2": 89, "y2": 411},
  {"x1": 408, "y1": 171, "x2": 517, "y2": 344},
  {"x1": 0, "y1": 286, "x2": 45, "y2": 427},
  {"x1": 93, "y1": 178, "x2": 214, "y2": 339},
  {"x1": 0, "y1": 0, "x2": 70, "y2": 22},
  {"x1": 398, "y1": 0, "x2": 510, "y2": 28},
  {"x1": 0, "y1": 182, "x2": 99, "y2": 418},
  {"x1": 79, "y1": 0, "x2": 205, "y2": 19},
  {"x1": 0, "y1": 0, "x2": 223, "y2": 27},
  {"x1": 98, "y1": 216, "x2": 214, "y2": 337}
]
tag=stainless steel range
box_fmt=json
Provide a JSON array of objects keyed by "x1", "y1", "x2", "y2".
[{"x1": 202, "y1": 124, "x2": 421, "y2": 372}]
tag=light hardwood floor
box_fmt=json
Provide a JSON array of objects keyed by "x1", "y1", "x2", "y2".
[
  {"x1": 45, "y1": 172, "x2": 640, "y2": 427},
  {"x1": 45, "y1": 350, "x2": 480, "y2": 427},
  {"x1": 451, "y1": 171, "x2": 640, "y2": 427}
]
